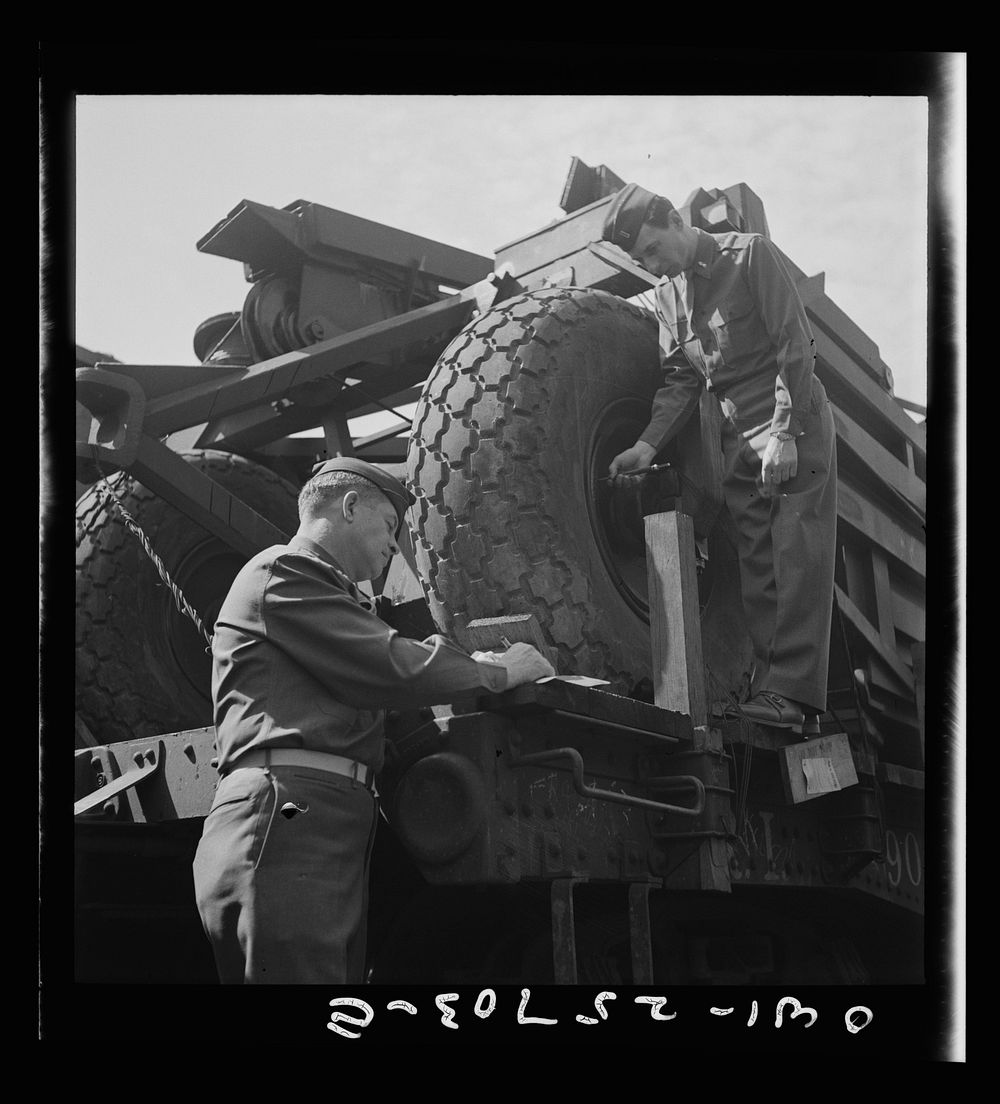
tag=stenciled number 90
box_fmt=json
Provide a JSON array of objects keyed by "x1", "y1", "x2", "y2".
[{"x1": 884, "y1": 829, "x2": 922, "y2": 889}]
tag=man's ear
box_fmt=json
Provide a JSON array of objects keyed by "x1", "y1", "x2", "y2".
[
  {"x1": 669, "y1": 208, "x2": 685, "y2": 231},
  {"x1": 341, "y1": 490, "x2": 360, "y2": 522}
]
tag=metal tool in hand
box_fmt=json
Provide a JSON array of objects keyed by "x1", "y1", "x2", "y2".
[{"x1": 597, "y1": 462, "x2": 672, "y2": 483}]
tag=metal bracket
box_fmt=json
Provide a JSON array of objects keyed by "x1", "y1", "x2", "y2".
[
  {"x1": 551, "y1": 876, "x2": 587, "y2": 984},
  {"x1": 628, "y1": 880, "x2": 662, "y2": 983},
  {"x1": 74, "y1": 740, "x2": 164, "y2": 817},
  {"x1": 508, "y1": 746, "x2": 705, "y2": 817},
  {"x1": 75, "y1": 367, "x2": 147, "y2": 482}
]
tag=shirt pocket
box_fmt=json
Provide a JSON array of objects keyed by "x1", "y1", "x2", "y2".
[
  {"x1": 707, "y1": 286, "x2": 760, "y2": 363},
  {"x1": 204, "y1": 770, "x2": 274, "y2": 869},
  {"x1": 209, "y1": 771, "x2": 267, "y2": 812}
]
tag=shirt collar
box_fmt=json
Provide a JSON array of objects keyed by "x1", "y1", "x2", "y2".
[
  {"x1": 289, "y1": 535, "x2": 353, "y2": 582},
  {"x1": 289, "y1": 536, "x2": 375, "y2": 608},
  {"x1": 689, "y1": 227, "x2": 718, "y2": 279}
]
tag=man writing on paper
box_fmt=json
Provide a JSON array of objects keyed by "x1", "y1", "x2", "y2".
[{"x1": 193, "y1": 457, "x2": 553, "y2": 984}]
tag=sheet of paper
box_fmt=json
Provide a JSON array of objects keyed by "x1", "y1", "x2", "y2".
[
  {"x1": 536, "y1": 675, "x2": 611, "y2": 687},
  {"x1": 802, "y1": 756, "x2": 841, "y2": 795}
]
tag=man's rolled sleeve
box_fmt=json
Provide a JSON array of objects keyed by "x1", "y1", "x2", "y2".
[
  {"x1": 746, "y1": 236, "x2": 816, "y2": 438},
  {"x1": 264, "y1": 553, "x2": 507, "y2": 707}
]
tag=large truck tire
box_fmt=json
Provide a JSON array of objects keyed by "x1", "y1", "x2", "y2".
[
  {"x1": 75, "y1": 450, "x2": 300, "y2": 747},
  {"x1": 406, "y1": 286, "x2": 753, "y2": 700}
]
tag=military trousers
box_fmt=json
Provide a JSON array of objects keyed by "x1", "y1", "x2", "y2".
[
  {"x1": 720, "y1": 379, "x2": 838, "y2": 714},
  {"x1": 192, "y1": 762, "x2": 377, "y2": 984}
]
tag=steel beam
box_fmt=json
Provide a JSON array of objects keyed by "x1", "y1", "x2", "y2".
[
  {"x1": 129, "y1": 434, "x2": 290, "y2": 557},
  {"x1": 195, "y1": 367, "x2": 430, "y2": 454},
  {"x1": 143, "y1": 292, "x2": 480, "y2": 438}
]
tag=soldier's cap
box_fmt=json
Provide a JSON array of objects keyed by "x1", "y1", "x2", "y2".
[
  {"x1": 309, "y1": 457, "x2": 415, "y2": 534},
  {"x1": 602, "y1": 183, "x2": 665, "y2": 251}
]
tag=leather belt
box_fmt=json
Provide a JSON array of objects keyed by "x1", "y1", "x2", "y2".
[{"x1": 226, "y1": 748, "x2": 374, "y2": 790}]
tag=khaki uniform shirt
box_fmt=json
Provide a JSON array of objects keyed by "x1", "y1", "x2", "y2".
[
  {"x1": 211, "y1": 535, "x2": 506, "y2": 774},
  {"x1": 639, "y1": 228, "x2": 818, "y2": 451}
]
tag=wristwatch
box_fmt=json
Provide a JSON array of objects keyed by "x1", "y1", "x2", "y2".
[{"x1": 769, "y1": 431, "x2": 797, "y2": 441}]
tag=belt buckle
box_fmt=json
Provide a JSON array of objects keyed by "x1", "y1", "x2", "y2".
[{"x1": 351, "y1": 759, "x2": 364, "y2": 787}]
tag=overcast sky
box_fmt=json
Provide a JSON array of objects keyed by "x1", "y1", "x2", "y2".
[{"x1": 73, "y1": 91, "x2": 953, "y2": 406}]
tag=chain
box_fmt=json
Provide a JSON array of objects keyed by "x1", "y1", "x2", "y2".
[{"x1": 91, "y1": 475, "x2": 215, "y2": 652}]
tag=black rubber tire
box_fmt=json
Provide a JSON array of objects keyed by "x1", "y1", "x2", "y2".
[
  {"x1": 406, "y1": 286, "x2": 753, "y2": 698},
  {"x1": 75, "y1": 450, "x2": 300, "y2": 747}
]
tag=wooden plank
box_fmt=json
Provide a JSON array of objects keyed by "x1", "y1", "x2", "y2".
[
  {"x1": 870, "y1": 551, "x2": 898, "y2": 646},
  {"x1": 911, "y1": 641, "x2": 926, "y2": 765},
  {"x1": 867, "y1": 654, "x2": 913, "y2": 698},
  {"x1": 644, "y1": 510, "x2": 707, "y2": 725},
  {"x1": 837, "y1": 478, "x2": 926, "y2": 577},
  {"x1": 832, "y1": 407, "x2": 926, "y2": 513},
  {"x1": 877, "y1": 761, "x2": 925, "y2": 790},
  {"x1": 841, "y1": 540, "x2": 877, "y2": 626},
  {"x1": 780, "y1": 732, "x2": 859, "y2": 805},
  {"x1": 834, "y1": 585, "x2": 914, "y2": 690},
  {"x1": 778, "y1": 250, "x2": 888, "y2": 386},
  {"x1": 475, "y1": 679, "x2": 693, "y2": 742},
  {"x1": 891, "y1": 586, "x2": 925, "y2": 642},
  {"x1": 809, "y1": 299, "x2": 886, "y2": 384},
  {"x1": 814, "y1": 329, "x2": 926, "y2": 459}
]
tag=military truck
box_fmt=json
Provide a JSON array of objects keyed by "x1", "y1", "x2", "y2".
[{"x1": 73, "y1": 159, "x2": 928, "y2": 986}]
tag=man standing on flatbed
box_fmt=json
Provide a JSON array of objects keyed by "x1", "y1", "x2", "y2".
[{"x1": 604, "y1": 183, "x2": 837, "y2": 736}]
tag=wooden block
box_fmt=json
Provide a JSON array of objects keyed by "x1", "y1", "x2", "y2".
[
  {"x1": 464, "y1": 613, "x2": 558, "y2": 665},
  {"x1": 911, "y1": 641, "x2": 926, "y2": 766},
  {"x1": 644, "y1": 510, "x2": 707, "y2": 725},
  {"x1": 780, "y1": 733, "x2": 859, "y2": 805}
]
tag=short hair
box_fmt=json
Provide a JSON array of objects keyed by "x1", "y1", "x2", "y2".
[
  {"x1": 644, "y1": 196, "x2": 677, "y2": 229},
  {"x1": 298, "y1": 471, "x2": 388, "y2": 522}
]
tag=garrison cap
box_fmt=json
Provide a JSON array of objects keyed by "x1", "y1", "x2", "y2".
[
  {"x1": 602, "y1": 183, "x2": 661, "y2": 251},
  {"x1": 309, "y1": 457, "x2": 415, "y2": 533}
]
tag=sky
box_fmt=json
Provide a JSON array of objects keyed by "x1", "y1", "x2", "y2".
[{"x1": 71, "y1": 91, "x2": 957, "y2": 409}]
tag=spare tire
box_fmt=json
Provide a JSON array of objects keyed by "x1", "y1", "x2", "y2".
[
  {"x1": 75, "y1": 450, "x2": 300, "y2": 747},
  {"x1": 406, "y1": 287, "x2": 753, "y2": 700}
]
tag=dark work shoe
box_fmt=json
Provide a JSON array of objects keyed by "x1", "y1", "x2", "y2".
[{"x1": 739, "y1": 691, "x2": 806, "y2": 732}]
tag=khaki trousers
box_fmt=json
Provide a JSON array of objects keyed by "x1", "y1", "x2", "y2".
[
  {"x1": 720, "y1": 380, "x2": 838, "y2": 713},
  {"x1": 193, "y1": 763, "x2": 377, "y2": 984}
]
